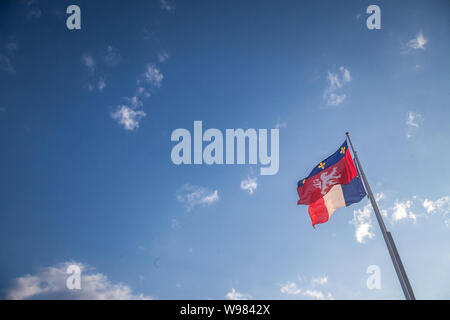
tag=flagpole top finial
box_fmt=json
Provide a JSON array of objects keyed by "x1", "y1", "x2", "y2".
[{"x1": 345, "y1": 132, "x2": 349, "y2": 136}]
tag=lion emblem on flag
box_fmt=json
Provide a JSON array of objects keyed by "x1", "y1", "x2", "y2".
[{"x1": 312, "y1": 166, "x2": 342, "y2": 195}]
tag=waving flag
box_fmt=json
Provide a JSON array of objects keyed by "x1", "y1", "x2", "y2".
[
  {"x1": 297, "y1": 141, "x2": 358, "y2": 205},
  {"x1": 307, "y1": 176, "x2": 366, "y2": 227},
  {"x1": 296, "y1": 133, "x2": 415, "y2": 300},
  {"x1": 297, "y1": 140, "x2": 366, "y2": 227}
]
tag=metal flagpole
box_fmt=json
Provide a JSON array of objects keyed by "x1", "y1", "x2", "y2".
[{"x1": 345, "y1": 132, "x2": 415, "y2": 300}]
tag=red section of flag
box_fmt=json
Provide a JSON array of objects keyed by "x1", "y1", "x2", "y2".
[
  {"x1": 297, "y1": 150, "x2": 357, "y2": 205},
  {"x1": 308, "y1": 197, "x2": 329, "y2": 227}
]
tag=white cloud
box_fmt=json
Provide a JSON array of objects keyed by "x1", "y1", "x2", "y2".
[
  {"x1": 349, "y1": 193, "x2": 449, "y2": 228},
  {"x1": 280, "y1": 282, "x2": 302, "y2": 295},
  {"x1": 201, "y1": 190, "x2": 219, "y2": 204},
  {"x1": 406, "y1": 111, "x2": 423, "y2": 139},
  {"x1": 104, "y1": 45, "x2": 121, "y2": 67},
  {"x1": 171, "y1": 218, "x2": 181, "y2": 230},
  {"x1": 423, "y1": 196, "x2": 450, "y2": 227},
  {"x1": 226, "y1": 288, "x2": 250, "y2": 300},
  {"x1": 275, "y1": 118, "x2": 287, "y2": 129},
  {"x1": 408, "y1": 33, "x2": 427, "y2": 50},
  {"x1": 6, "y1": 261, "x2": 151, "y2": 300},
  {"x1": 0, "y1": 39, "x2": 18, "y2": 75},
  {"x1": 391, "y1": 200, "x2": 417, "y2": 223},
  {"x1": 0, "y1": 54, "x2": 15, "y2": 75},
  {"x1": 82, "y1": 53, "x2": 96, "y2": 73},
  {"x1": 406, "y1": 111, "x2": 422, "y2": 128},
  {"x1": 349, "y1": 192, "x2": 386, "y2": 241},
  {"x1": 340, "y1": 66, "x2": 352, "y2": 83},
  {"x1": 82, "y1": 47, "x2": 122, "y2": 92},
  {"x1": 240, "y1": 177, "x2": 258, "y2": 195},
  {"x1": 350, "y1": 198, "x2": 378, "y2": 243},
  {"x1": 112, "y1": 63, "x2": 164, "y2": 130},
  {"x1": 157, "y1": 51, "x2": 169, "y2": 63},
  {"x1": 324, "y1": 66, "x2": 351, "y2": 106},
  {"x1": 142, "y1": 64, "x2": 164, "y2": 88},
  {"x1": 160, "y1": 0, "x2": 176, "y2": 12},
  {"x1": 98, "y1": 78, "x2": 106, "y2": 92},
  {"x1": 301, "y1": 290, "x2": 333, "y2": 300},
  {"x1": 327, "y1": 93, "x2": 346, "y2": 106},
  {"x1": 124, "y1": 96, "x2": 144, "y2": 108},
  {"x1": 176, "y1": 184, "x2": 219, "y2": 212},
  {"x1": 111, "y1": 105, "x2": 146, "y2": 131},
  {"x1": 311, "y1": 276, "x2": 328, "y2": 285},
  {"x1": 423, "y1": 196, "x2": 450, "y2": 214},
  {"x1": 280, "y1": 276, "x2": 332, "y2": 300},
  {"x1": 302, "y1": 290, "x2": 326, "y2": 300}
]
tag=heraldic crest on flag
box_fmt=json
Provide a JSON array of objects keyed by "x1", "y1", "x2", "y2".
[{"x1": 297, "y1": 141, "x2": 367, "y2": 227}]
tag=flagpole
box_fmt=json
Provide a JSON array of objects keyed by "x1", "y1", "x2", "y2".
[{"x1": 345, "y1": 132, "x2": 415, "y2": 300}]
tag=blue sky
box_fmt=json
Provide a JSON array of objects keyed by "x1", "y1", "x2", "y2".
[{"x1": 1, "y1": 0, "x2": 450, "y2": 300}]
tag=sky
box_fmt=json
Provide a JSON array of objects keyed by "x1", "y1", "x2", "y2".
[{"x1": 1, "y1": 0, "x2": 450, "y2": 300}]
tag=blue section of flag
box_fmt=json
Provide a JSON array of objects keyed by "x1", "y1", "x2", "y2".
[
  {"x1": 342, "y1": 176, "x2": 367, "y2": 206},
  {"x1": 298, "y1": 140, "x2": 349, "y2": 186}
]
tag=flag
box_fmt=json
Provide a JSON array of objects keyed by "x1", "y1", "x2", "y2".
[
  {"x1": 297, "y1": 141, "x2": 358, "y2": 205},
  {"x1": 307, "y1": 176, "x2": 366, "y2": 227}
]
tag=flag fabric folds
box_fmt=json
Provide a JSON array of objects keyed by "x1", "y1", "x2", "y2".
[
  {"x1": 297, "y1": 140, "x2": 366, "y2": 227},
  {"x1": 297, "y1": 141, "x2": 358, "y2": 205},
  {"x1": 308, "y1": 176, "x2": 366, "y2": 227}
]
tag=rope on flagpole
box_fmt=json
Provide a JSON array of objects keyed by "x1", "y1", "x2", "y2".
[{"x1": 345, "y1": 132, "x2": 416, "y2": 300}]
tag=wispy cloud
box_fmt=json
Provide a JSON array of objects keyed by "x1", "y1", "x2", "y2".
[
  {"x1": 303, "y1": 290, "x2": 333, "y2": 300},
  {"x1": 82, "y1": 47, "x2": 122, "y2": 93},
  {"x1": 82, "y1": 53, "x2": 96, "y2": 74},
  {"x1": 226, "y1": 288, "x2": 251, "y2": 300},
  {"x1": 275, "y1": 118, "x2": 287, "y2": 129},
  {"x1": 408, "y1": 33, "x2": 427, "y2": 50},
  {"x1": 423, "y1": 196, "x2": 450, "y2": 214},
  {"x1": 5, "y1": 39, "x2": 18, "y2": 53},
  {"x1": 176, "y1": 184, "x2": 219, "y2": 212},
  {"x1": 160, "y1": 0, "x2": 176, "y2": 12},
  {"x1": 391, "y1": 200, "x2": 417, "y2": 223},
  {"x1": 142, "y1": 64, "x2": 164, "y2": 88},
  {"x1": 311, "y1": 276, "x2": 328, "y2": 285},
  {"x1": 171, "y1": 218, "x2": 181, "y2": 230},
  {"x1": 280, "y1": 282, "x2": 302, "y2": 295},
  {"x1": 27, "y1": 8, "x2": 42, "y2": 19},
  {"x1": 111, "y1": 105, "x2": 146, "y2": 131},
  {"x1": 0, "y1": 39, "x2": 19, "y2": 75},
  {"x1": 157, "y1": 51, "x2": 169, "y2": 63},
  {"x1": 82, "y1": 53, "x2": 107, "y2": 92},
  {"x1": 280, "y1": 275, "x2": 332, "y2": 300},
  {"x1": 25, "y1": 0, "x2": 41, "y2": 19},
  {"x1": 5, "y1": 261, "x2": 151, "y2": 300},
  {"x1": 112, "y1": 62, "x2": 164, "y2": 131},
  {"x1": 324, "y1": 66, "x2": 351, "y2": 106},
  {"x1": 98, "y1": 77, "x2": 106, "y2": 92},
  {"x1": 240, "y1": 176, "x2": 258, "y2": 195},
  {"x1": 350, "y1": 192, "x2": 449, "y2": 228},
  {"x1": 0, "y1": 54, "x2": 16, "y2": 75},
  {"x1": 104, "y1": 45, "x2": 122, "y2": 67},
  {"x1": 406, "y1": 111, "x2": 423, "y2": 139},
  {"x1": 349, "y1": 193, "x2": 385, "y2": 243},
  {"x1": 423, "y1": 196, "x2": 450, "y2": 227}
]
